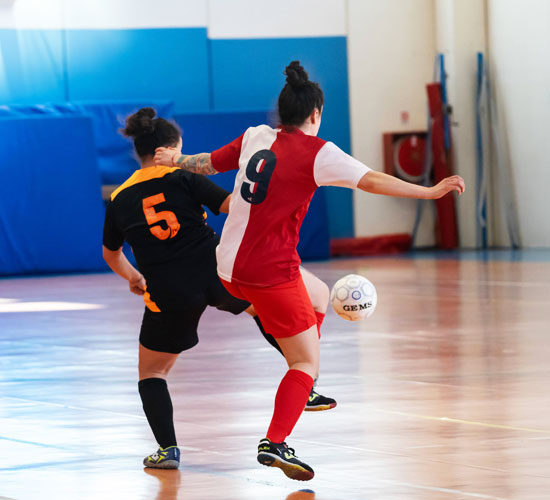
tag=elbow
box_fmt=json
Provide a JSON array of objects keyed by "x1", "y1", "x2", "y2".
[{"x1": 357, "y1": 171, "x2": 377, "y2": 194}]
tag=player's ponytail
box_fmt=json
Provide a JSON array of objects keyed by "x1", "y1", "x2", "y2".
[
  {"x1": 122, "y1": 107, "x2": 180, "y2": 158},
  {"x1": 278, "y1": 61, "x2": 324, "y2": 126}
]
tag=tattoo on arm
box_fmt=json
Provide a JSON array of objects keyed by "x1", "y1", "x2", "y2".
[{"x1": 175, "y1": 153, "x2": 217, "y2": 175}]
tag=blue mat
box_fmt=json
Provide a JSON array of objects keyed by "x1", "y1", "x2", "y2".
[
  {"x1": 0, "y1": 115, "x2": 105, "y2": 275},
  {"x1": 0, "y1": 101, "x2": 174, "y2": 185}
]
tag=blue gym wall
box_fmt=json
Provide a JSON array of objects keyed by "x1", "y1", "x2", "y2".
[
  {"x1": 0, "y1": 26, "x2": 353, "y2": 274},
  {"x1": 210, "y1": 37, "x2": 353, "y2": 240}
]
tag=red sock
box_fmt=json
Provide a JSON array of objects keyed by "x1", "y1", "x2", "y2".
[
  {"x1": 315, "y1": 311, "x2": 325, "y2": 338},
  {"x1": 266, "y1": 369, "x2": 314, "y2": 443}
]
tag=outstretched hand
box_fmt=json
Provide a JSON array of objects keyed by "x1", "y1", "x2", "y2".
[
  {"x1": 129, "y1": 274, "x2": 146, "y2": 296},
  {"x1": 154, "y1": 147, "x2": 180, "y2": 167},
  {"x1": 430, "y1": 175, "x2": 466, "y2": 199}
]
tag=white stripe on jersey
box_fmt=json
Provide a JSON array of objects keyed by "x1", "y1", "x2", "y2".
[
  {"x1": 313, "y1": 141, "x2": 371, "y2": 188},
  {"x1": 216, "y1": 125, "x2": 279, "y2": 282}
]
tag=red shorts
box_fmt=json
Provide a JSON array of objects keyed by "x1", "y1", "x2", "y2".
[{"x1": 221, "y1": 276, "x2": 317, "y2": 338}]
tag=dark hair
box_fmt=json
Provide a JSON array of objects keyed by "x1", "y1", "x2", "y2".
[
  {"x1": 277, "y1": 61, "x2": 324, "y2": 126},
  {"x1": 122, "y1": 107, "x2": 180, "y2": 158}
]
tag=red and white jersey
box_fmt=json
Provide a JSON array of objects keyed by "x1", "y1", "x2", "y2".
[{"x1": 211, "y1": 125, "x2": 370, "y2": 287}]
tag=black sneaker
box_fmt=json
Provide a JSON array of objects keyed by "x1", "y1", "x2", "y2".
[
  {"x1": 257, "y1": 439, "x2": 314, "y2": 481},
  {"x1": 304, "y1": 388, "x2": 337, "y2": 412}
]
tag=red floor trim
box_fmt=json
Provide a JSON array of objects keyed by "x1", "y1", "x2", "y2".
[{"x1": 330, "y1": 234, "x2": 412, "y2": 257}]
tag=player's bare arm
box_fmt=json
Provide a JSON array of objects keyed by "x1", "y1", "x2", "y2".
[
  {"x1": 358, "y1": 170, "x2": 465, "y2": 199},
  {"x1": 102, "y1": 245, "x2": 146, "y2": 296},
  {"x1": 154, "y1": 147, "x2": 218, "y2": 176},
  {"x1": 219, "y1": 194, "x2": 231, "y2": 214}
]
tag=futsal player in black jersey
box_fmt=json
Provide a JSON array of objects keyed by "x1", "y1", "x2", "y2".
[{"x1": 102, "y1": 108, "x2": 335, "y2": 469}]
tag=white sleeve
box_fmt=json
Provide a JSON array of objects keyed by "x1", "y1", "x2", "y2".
[{"x1": 313, "y1": 142, "x2": 371, "y2": 188}]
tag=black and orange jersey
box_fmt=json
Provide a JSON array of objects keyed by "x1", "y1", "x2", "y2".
[{"x1": 103, "y1": 165, "x2": 230, "y2": 311}]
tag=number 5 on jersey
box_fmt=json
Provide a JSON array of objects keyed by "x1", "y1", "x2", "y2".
[
  {"x1": 142, "y1": 193, "x2": 180, "y2": 240},
  {"x1": 241, "y1": 149, "x2": 277, "y2": 205}
]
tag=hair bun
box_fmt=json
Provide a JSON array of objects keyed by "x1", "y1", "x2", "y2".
[
  {"x1": 123, "y1": 107, "x2": 156, "y2": 138},
  {"x1": 284, "y1": 60, "x2": 309, "y2": 88}
]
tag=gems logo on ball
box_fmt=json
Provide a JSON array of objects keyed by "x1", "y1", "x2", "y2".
[{"x1": 330, "y1": 274, "x2": 377, "y2": 321}]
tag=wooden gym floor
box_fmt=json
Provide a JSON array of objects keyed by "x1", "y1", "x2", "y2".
[{"x1": 1, "y1": 251, "x2": 550, "y2": 500}]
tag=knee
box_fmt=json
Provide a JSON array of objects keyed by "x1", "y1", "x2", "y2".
[
  {"x1": 288, "y1": 360, "x2": 319, "y2": 380},
  {"x1": 138, "y1": 360, "x2": 173, "y2": 381},
  {"x1": 138, "y1": 344, "x2": 178, "y2": 381},
  {"x1": 287, "y1": 350, "x2": 319, "y2": 379},
  {"x1": 138, "y1": 367, "x2": 170, "y2": 381}
]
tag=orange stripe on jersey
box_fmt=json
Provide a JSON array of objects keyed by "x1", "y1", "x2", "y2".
[
  {"x1": 110, "y1": 166, "x2": 179, "y2": 201},
  {"x1": 143, "y1": 292, "x2": 161, "y2": 312}
]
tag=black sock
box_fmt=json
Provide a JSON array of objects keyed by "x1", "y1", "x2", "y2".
[
  {"x1": 138, "y1": 378, "x2": 177, "y2": 449},
  {"x1": 253, "y1": 315, "x2": 284, "y2": 356}
]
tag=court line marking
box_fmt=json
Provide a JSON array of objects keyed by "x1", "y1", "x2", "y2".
[
  {"x1": 8, "y1": 429, "x2": 508, "y2": 500},
  {"x1": 308, "y1": 473, "x2": 513, "y2": 500},
  {"x1": 0, "y1": 454, "x2": 298, "y2": 497},
  {"x1": 336, "y1": 373, "x2": 502, "y2": 394},
  {"x1": 405, "y1": 443, "x2": 443, "y2": 450},
  {"x1": 374, "y1": 478, "x2": 511, "y2": 500},
  {"x1": 288, "y1": 437, "x2": 550, "y2": 480},
  {"x1": 1, "y1": 396, "x2": 147, "y2": 421},
  {"x1": 0, "y1": 436, "x2": 72, "y2": 451},
  {"x1": 0, "y1": 339, "x2": 136, "y2": 359},
  {"x1": 402, "y1": 379, "x2": 501, "y2": 393},
  {"x1": 0, "y1": 338, "x2": 274, "y2": 360},
  {"x1": 456, "y1": 279, "x2": 550, "y2": 288},
  {"x1": 0, "y1": 455, "x2": 141, "y2": 473},
  {"x1": 0, "y1": 396, "x2": 227, "y2": 433},
  {"x1": 360, "y1": 369, "x2": 550, "y2": 383},
  {"x1": 5, "y1": 395, "x2": 550, "y2": 479},
  {"x1": 0, "y1": 457, "x2": 509, "y2": 500},
  {"x1": 0, "y1": 408, "x2": 536, "y2": 498},
  {"x1": 375, "y1": 408, "x2": 550, "y2": 434}
]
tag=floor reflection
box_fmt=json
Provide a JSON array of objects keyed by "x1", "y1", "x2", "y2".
[
  {"x1": 2, "y1": 256, "x2": 550, "y2": 499},
  {"x1": 285, "y1": 489, "x2": 315, "y2": 500},
  {"x1": 144, "y1": 468, "x2": 182, "y2": 500}
]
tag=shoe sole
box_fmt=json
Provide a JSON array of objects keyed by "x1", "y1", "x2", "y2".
[
  {"x1": 257, "y1": 452, "x2": 314, "y2": 481},
  {"x1": 304, "y1": 401, "x2": 337, "y2": 412},
  {"x1": 143, "y1": 460, "x2": 179, "y2": 469}
]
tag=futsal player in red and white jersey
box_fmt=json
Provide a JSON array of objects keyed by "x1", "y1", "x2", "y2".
[{"x1": 155, "y1": 61, "x2": 465, "y2": 480}]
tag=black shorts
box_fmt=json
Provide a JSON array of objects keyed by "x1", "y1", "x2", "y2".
[{"x1": 139, "y1": 277, "x2": 250, "y2": 354}]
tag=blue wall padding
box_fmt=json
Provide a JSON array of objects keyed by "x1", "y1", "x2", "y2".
[
  {"x1": 70, "y1": 101, "x2": 174, "y2": 185},
  {"x1": 0, "y1": 116, "x2": 105, "y2": 275},
  {"x1": 0, "y1": 101, "x2": 174, "y2": 185},
  {"x1": 176, "y1": 111, "x2": 272, "y2": 152},
  {"x1": 1, "y1": 29, "x2": 354, "y2": 238},
  {"x1": 0, "y1": 28, "x2": 352, "y2": 274},
  {"x1": 0, "y1": 107, "x2": 328, "y2": 275},
  {"x1": 296, "y1": 188, "x2": 330, "y2": 260},
  {"x1": 210, "y1": 37, "x2": 354, "y2": 238},
  {"x1": 0, "y1": 29, "x2": 66, "y2": 104},
  {"x1": 174, "y1": 111, "x2": 330, "y2": 260},
  {"x1": 65, "y1": 29, "x2": 210, "y2": 113}
]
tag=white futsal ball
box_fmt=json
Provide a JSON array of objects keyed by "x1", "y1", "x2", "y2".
[{"x1": 330, "y1": 274, "x2": 377, "y2": 321}]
